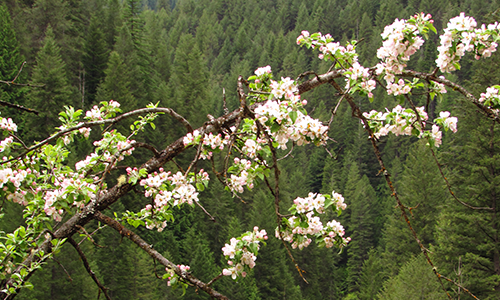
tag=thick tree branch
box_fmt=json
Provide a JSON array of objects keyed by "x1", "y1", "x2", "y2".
[{"x1": 0, "y1": 101, "x2": 255, "y2": 298}]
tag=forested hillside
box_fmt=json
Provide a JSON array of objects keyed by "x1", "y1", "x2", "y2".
[{"x1": 1, "y1": 0, "x2": 499, "y2": 299}]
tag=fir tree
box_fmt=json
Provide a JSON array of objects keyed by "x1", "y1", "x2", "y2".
[
  {"x1": 0, "y1": 4, "x2": 26, "y2": 104},
  {"x1": 24, "y1": 25, "x2": 73, "y2": 140},
  {"x1": 82, "y1": 16, "x2": 109, "y2": 107},
  {"x1": 96, "y1": 51, "x2": 135, "y2": 109},
  {"x1": 168, "y1": 33, "x2": 210, "y2": 128},
  {"x1": 346, "y1": 174, "x2": 376, "y2": 294},
  {"x1": 377, "y1": 254, "x2": 445, "y2": 300}
]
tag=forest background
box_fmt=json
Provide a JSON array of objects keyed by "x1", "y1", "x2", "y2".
[{"x1": 0, "y1": 0, "x2": 499, "y2": 299}]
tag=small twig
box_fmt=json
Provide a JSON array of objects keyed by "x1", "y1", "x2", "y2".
[
  {"x1": 76, "y1": 225, "x2": 106, "y2": 248},
  {"x1": 439, "y1": 273, "x2": 480, "y2": 300},
  {"x1": 277, "y1": 143, "x2": 295, "y2": 161},
  {"x1": 52, "y1": 257, "x2": 73, "y2": 282},
  {"x1": 11, "y1": 61, "x2": 26, "y2": 83},
  {"x1": 223, "y1": 88, "x2": 229, "y2": 115},
  {"x1": 430, "y1": 148, "x2": 492, "y2": 211},
  {"x1": 68, "y1": 238, "x2": 111, "y2": 300},
  {"x1": 93, "y1": 211, "x2": 229, "y2": 300},
  {"x1": 185, "y1": 141, "x2": 203, "y2": 176},
  {"x1": 10, "y1": 134, "x2": 29, "y2": 150},
  {"x1": 327, "y1": 94, "x2": 345, "y2": 128},
  {"x1": 207, "y1": 273, "x2": 224, "y2": 286},
  {"x1": 277, "y1": 225, "x2": 308, "y2": 283},
  {"x1": 0, "y1": 100, "x2": 39, "y2": 115},
  {"x1": 195, "y1": 201, "x2": 216, "y2": 222}
]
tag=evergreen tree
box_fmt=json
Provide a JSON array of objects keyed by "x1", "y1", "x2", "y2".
[
  {"x1": 96, "y1": 51, "x2": 135, "y2": 109},
  {"x1": 346, "y1": 174, "x2": 376, "y2": 294},
  {"x1": 434, "y1": 105, "x2": 500, "y2": 298},
  {"x1": 82, "y1": 16, "x2": 109, "y2": 107},
  {"x1": 380, "y1": 141, "x2": 447, "y2": 275},
  {"x1": 24, "y1": 25, "x2": 73, "y2": 140},
  {"x1": 104, "y1": 0, "x2": 123, "y2": 49},
  {"x1": 377, "y1": 254, "x2": 445, "y2": 300},
  {"x1": 0, "y1": 4, "x2": 26, "y2": 104},
  {"x1": 168, "y1": 33, "x2": 210, "y2": 128}
]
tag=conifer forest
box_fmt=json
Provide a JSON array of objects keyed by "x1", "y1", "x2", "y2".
[{"x1": 1, "y1": 0, "x2": 500, "y2": 299}]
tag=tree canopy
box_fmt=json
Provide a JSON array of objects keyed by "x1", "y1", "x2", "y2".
[{"x1": 0, "y1": 1, "x2": 500, "y2": 299}]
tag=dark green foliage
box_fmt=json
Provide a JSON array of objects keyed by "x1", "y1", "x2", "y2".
[
  {"x1": 23, "y1": 25, "x2": 73, "y2": 140},
  {"x1": 96, "y1": 51, "x2": 135, "y2": 108},
  {"x1": 377, "y1": 254, "x2": 445, "y2": 299},
  {"x1": 0, "y1": 4, "x2": 26, "y2": 104},
  {"x1": 3, "y1": 1, "x2": 500, "y2": 299},
  {"x1": 168, "y1": 33, "x2": 210, "y2": 128},
  {"x1": 82, "y1": 16, "x2": 109, "y2": 107}
]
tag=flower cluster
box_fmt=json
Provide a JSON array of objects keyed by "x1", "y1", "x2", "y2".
[
  {"x1": 297, "y1": 32, "x2": 379, "y2": 99},
  {"x1": 0, "y1": 117, "x2": 17, "y2": 132},
  {"x1": 386, "y1": 78, "x2": 412, "y2": 96},
  {"x1": 270, "y1": 77, "x2": 298, "y2": 100},
  {"x1": 363, "y1": 106, "x2": 457, "y2": 147},
  {"x1": 479, "y1": 85, "x2": 500, "y2": 112},
  {"x1": 363, "y1": 105, "x2": 428, "y2": 138},
  {"x1": 183, "y1": 130, "x2": 231, "y2": 160},
  {"x1": 0, "y1": 168, "x2": 27, "y2": 190},
  {"x1": 434, "y1": 111, "x2": 458, "y2": 133},
  {"x1": 296, "y1": 31, "x2": 357, "y2": 67},
  {"x1": 75, "y1": 131, "x2": 135, "y2": 172},
  {"x1": 222, "y1": 227, "x2": 268, "y2": 279},
  {"x1": 0, "y1": 136, "x2": 14, "y2": 153},
  {"x1": 437, "y1": 13, "x2": 500, "y2": 72},
  {"x1": 344, "y1": 62, "x2": 376, "y2": 98},
  {"x1": 163, "y1": 264, "x2": 190, "y2": 287},
  {"x1": 84, "y1": 100, "x2": 122, "y2": 121},
  {"x1": 126, "y1": 169, "x2": 209, "y2": 231},
  {"x1": 140, "y1": 169, "x2": 208, "y2": 207},
  {"x1": 254, "y1": 99, "x2": 328, "y2": 149},
  {"x1": 226, "y1": 158, "x2": 266, "y2": 194},
  {"x1": 277, "y1": 191, "x2": 349, "y2": 250},
  {"x1": 376, "y1": 14, "x2": 432, "y2": 79},
  {"x1": 43, "y1": 173, "x2": 99, "y2": 221},
  {"x1": 255, "y1": 65, "x2": 272, "y2": 77}
]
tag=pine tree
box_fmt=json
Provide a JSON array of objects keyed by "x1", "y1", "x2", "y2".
[
  {"x1": 82, "y1": 16, "x2": 109, "y2": 107},
  {"x1": 377, "y1": 254, "x2": 445, "y2": 300},
  {"x1": 24, "y1": 25, "x2": 73, "y2": 140},
  {"x1": 96, "y1": 51, "x2": 135, "y2": 109},
  {"x1": 379, "y1": 141, "x2": 447, "y2": 275},
  {"x1": 0, "y1": 4, "x2": 26, "y2": 104},
  {"x1": 434, "y1": 106, "x2": 500, "y2": 298},
  {"x1": 346, "y1": 174, "x2": 376, "y2": 294},
  {"x1": 168, "y1": 33, "x2": 210, "y2": 128}
]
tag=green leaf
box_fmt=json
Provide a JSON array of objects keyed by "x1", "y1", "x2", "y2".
[
  {"x1": 270, "y1": 122, "x2": 281, "y2": 133},
  {"x1": 289, "y1": 110, "x2": 298, "y2": 124},
  {"x1": 247, "y1": 242, "x2": 258, "y2": 254},
  {"x1": 196, "y1": 182, "x2": 205, "y2": 191},
  {"x1": 428, "y1": 23, "x2": 437, "y2": 34}
]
